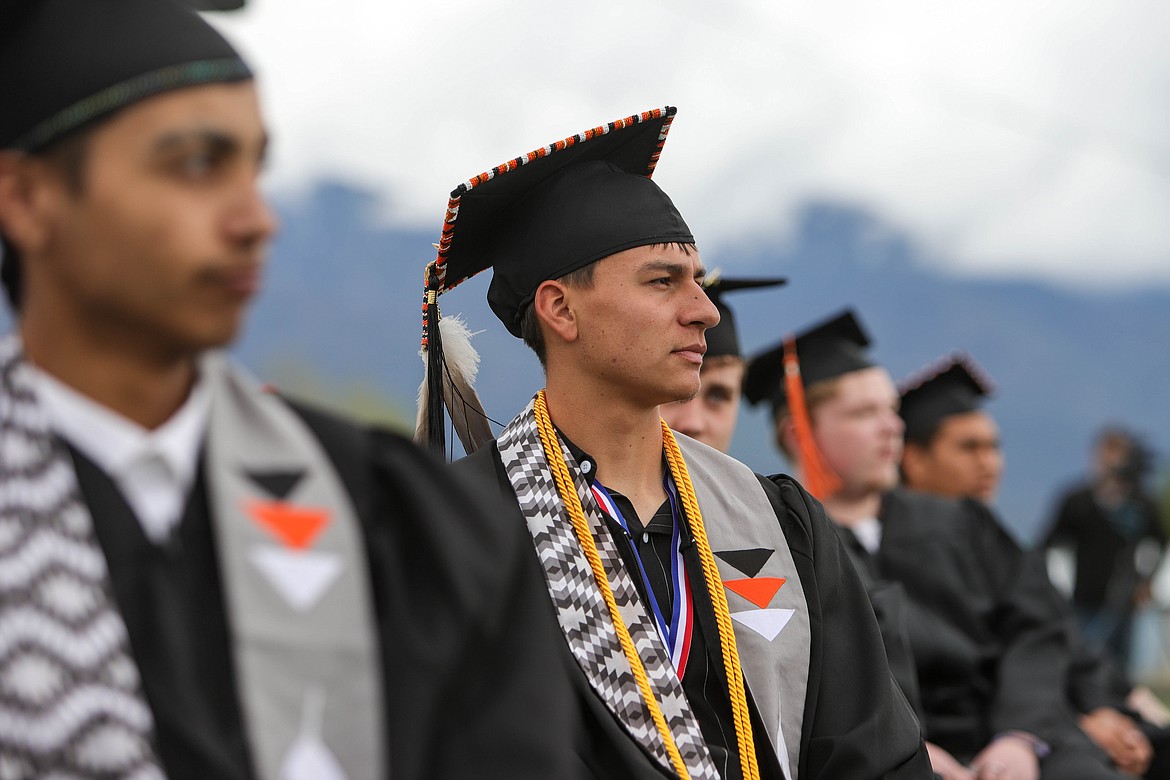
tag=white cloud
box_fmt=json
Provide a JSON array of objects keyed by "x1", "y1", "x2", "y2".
[{"x1": 211, "y1": 0, "x2": 1170, "y2": 285}]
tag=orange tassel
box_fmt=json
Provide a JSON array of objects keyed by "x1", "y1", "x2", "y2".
[{"x1": 783, "y1": 337, "x2": 842, "y2": 499}]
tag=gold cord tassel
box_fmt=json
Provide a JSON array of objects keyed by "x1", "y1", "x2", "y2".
[{"x1": 662, "y1": 421, "x2": 760, "y2": 780}]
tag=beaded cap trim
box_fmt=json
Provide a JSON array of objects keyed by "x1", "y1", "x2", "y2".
[
  {"x1": 896, "y1": 349, "x2": 997, "y2": 397},
  {"x1": 419, "y1": 106, "x2": 676, "y2": 350}
]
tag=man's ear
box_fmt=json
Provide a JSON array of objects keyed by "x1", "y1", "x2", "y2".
[
  {"x1": 533, "y1": 279, "x2": 577, "y2": 345},
  {"x1": 0, "y1": 153, "x2": 56, "y2": 256},
  {"x1": 901, "y1": 443, "x2": 927, "y2": 487},
  {"x1": 776, "y1": 415, "x2": 798, "y2": 458}
]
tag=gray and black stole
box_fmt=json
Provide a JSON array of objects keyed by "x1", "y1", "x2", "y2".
[
  {"x1": 0, "y1": 336, "x2": 383, "y2": 779},
  {"x1": 498, "y1": 400, "x2": 719, "y2": 779},
  {"x1": 498, "y1": 399, "x2": 812, "y2": 779},
  {"x1": 676, "y1": 435, "x2": 811, "y2": 780}
]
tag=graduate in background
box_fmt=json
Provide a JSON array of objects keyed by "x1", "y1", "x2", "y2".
[
  {"x1": 0, "y1": 1, "x2": 575, "y2": 776},
  {"x1": 419, "y1": 108, "x2": 930, "y2": 779},
  {"x1": 899, "y1": 354, "x2": 1170, "y2": 779},
  {"x1": 745, "y1": 310, "x2": 1128, "y2": 780},
  {"x1": 659, "y1": 275, "x2": 785, "y2": 453},
  {"x1": 660, "y1": 278, "x2": 926, "y2": 731},
  {"x1": 898, "y1": 354, "x2": 1003, "y2": 505}
]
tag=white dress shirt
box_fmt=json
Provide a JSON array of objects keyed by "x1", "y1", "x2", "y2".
[
  {"x1": 30, "y1": 367, "x2": 211, "y2": 544},
  {"x1": 852, "y1": 516, "x2": 884, "y2": 555}
]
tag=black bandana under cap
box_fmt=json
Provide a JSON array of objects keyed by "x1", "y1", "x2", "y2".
[{"x1": 0, "y1": 0, "x2": 251, "y2": 152}]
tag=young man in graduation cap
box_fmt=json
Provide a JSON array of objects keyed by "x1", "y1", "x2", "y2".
[
  {"x1": 0, "y1": 1, "x2": 576, "y2": 777},
  {"x1": 898, "y1": 354, "x2": 1004, "y2": 505},
  {"x1": 658, "y1": 280, "x2": 929, "y2": 741},
  {"x1": 899, "y1": 355, "x2": 1170, "y2": 778},
  {"x1": 659, "y1": 275, "x2": 786, "y2": 454},
  {"x1": 418, "y1": 107, "x2": 931, "y2": 780},
  {"x1": 744, "y1": 310, "x2": 1132, "y2": 780}
]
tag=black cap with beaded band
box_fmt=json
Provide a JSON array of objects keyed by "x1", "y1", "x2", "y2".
[{"x1": 418, "y1": 106, "x2": 691, "y2": 455}]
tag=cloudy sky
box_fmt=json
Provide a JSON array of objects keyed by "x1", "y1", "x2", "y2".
[{"x1": 211, "y1": 0, "x2": 1170, "y2": 287}]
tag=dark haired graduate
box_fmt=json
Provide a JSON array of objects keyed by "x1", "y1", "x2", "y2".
[
  {"x1": 0, "y1": 1, "x2": 575, "y2": 777},
  {"x1": 419, "y1": 107, "x2": 931, "y2": 779}
]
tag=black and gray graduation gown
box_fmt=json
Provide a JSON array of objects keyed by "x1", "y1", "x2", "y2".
[
  {"x1": 457, "y1": 442, "x2": 931, "y2": 779},
  {"x1": 65, "y1": 402, "x2": 579, "y2": 780},
  {"x1": 875, "y1": 488, "x2": 1127, "y2": 779}
]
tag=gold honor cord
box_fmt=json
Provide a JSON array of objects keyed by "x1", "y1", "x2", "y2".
[
  {"x1": 533, "y1": 391, "x2": 759, "y2": 780},
  {"x1": 661, "y1": 420, "x2": 761, "y2": 780}
]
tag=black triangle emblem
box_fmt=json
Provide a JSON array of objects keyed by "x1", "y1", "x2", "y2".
[
  {"x1": 244, "y1": 469, "x2": 305, "y2": 500},
  {"x1": 715, "y1": 548, "x2": 774, "y2": 578}
]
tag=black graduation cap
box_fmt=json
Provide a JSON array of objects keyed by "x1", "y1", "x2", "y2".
[
  {"x1": 898, "y1": 352, "x2": 995, "y2": 445},
  {"x1": 424, "y1": 106, "x2": 690, "y2": 339},
  {"x1": 184, "y1": 0, "x2": 247, "y2": 9},
  {"x1": 417, "y1": 107, "x2": 692, "y2": 455},
  {"x1": 0, "y1": 0, "x2": 251, "y2": 152},
  {"x1": 743, "y1": 309, "x2": 875, "y2": 411},
  {"x1": 701, "y1": 273, "x2": 788, "y2": 360}
]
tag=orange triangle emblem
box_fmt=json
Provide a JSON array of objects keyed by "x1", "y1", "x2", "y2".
[
  {"x1": 246, "y1": 500, "x2": 330, "y2": 550},
  {"x1": 724, "y1": 577, "x2": 786, "y2": 609}
]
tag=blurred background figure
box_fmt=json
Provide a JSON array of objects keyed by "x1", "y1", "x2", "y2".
[
  {"x1": 659, "y1": 272, "x2": 785, "y2": 453},
  {"x1": 898, "y1": 359, "x2": 1170, "y2": 777},
  {"x1": 1044, "y1": 427, "x2": 1166, "y2": 672},
  {"x1": 898, "y1": 352, "x2": 1001, "y2": 505}
]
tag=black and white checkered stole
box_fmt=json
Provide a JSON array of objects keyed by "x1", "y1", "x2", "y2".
[
  {"x1": 497, "y1": 398, "x2": 718, "y2": 779},
  {"x1": 0, "y1": 336, "x2": 163, "y2": 779}
]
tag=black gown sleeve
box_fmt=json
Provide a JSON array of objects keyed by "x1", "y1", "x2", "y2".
[
  {"x1": 759, "y1": 475, "x2": 933, "y2": 779},
  {"x1": 832, "y1": 523, "x2": 926, "y2": 721},
  {"x1": 964, "y1": 501, "x2": 1076, "y2": 742},
  {"x1": 294, "y1": 405, "x2": 582, "y2": 780}
]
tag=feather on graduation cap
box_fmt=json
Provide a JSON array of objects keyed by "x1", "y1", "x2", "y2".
[{"x1": 417, "y1": 106, "x2": 688, "y2": 456}]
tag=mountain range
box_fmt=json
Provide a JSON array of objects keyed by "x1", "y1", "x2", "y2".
[{"x1": 5, "y1": 180, "x2": 1167, "y2": 541}]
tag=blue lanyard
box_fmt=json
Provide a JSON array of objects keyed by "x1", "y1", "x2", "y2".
[{"x1": 591, "y1": 473, "x2": 693, "y2": 672}]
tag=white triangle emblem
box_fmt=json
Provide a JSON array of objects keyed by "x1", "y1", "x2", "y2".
[
  {"x1": 281, "y1": 687, "x2": 348, "y2": 780},
  {"x1": 731, "y1": 608, "x2": 795, "y2": 642},
  {"x1": 249, "y1": 547, "x2": 343, "y2": 612},
  {"x1": 281, "y1": 733, "x2": 347, "y2": 780}
]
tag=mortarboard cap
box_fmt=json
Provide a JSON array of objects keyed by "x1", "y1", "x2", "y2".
[
  {"x1": 0, "y1": 0, "x2": 251, "y2": 153},
  {"x1": 898, "y1": 352, "x2": 995, "y2": 445},
  {"x1": 741, "y1": 308, "x2": 874, "y2": 499},
  {"x1": 743, "y1": 309, "x2": 875, "y2": 411},
  {"x1": 185, "y1": 0, "x2": 247, "y2": 9},
  {"x1": 417, "y1": 107, "x2": 692, "y2": 456},
  {"x1": 701, "y1": 273, "x2": 787, "y2": 360},
  {"x1": 424, "y1": 106, "x2": 690, "y2": 339}
]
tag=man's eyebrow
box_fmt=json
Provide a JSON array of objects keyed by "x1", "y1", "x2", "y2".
[
  {"x1": 151, "y1": 127, "x2": 239, "y2": 154},
  {"x1": 638, "y1": 260, "x2": 707, "y2": 280}
]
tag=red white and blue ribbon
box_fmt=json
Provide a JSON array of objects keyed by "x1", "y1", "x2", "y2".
[{"x1": 591, "y1": 475, "x2": 694, "y2": 676}]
